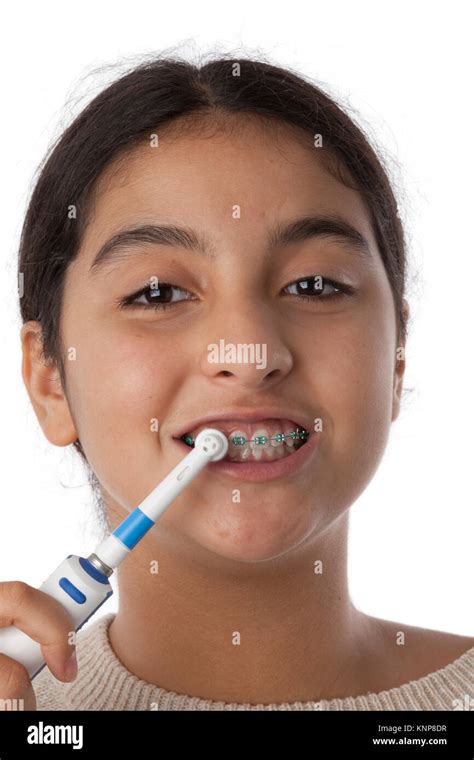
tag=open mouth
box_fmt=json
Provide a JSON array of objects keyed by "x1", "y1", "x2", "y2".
[{"x1": 179, "y1": 419, "x2": 309, "y2": 463}]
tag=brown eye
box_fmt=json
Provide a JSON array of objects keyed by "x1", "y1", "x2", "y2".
[
  {"x1": 283, "y1": 276, "x2": 353, "y2": 301},
  {"x1": 121, "y1": 282, "x2": 195, "y2": 311}
]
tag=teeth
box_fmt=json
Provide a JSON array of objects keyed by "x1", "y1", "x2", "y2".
[
  {"x1": 230, "y1": 427, "x2": 304, "y2": 462},
  {"x1": 250, "y1": 427, "x2": 268, "y2": 461},
  {"x1": 227, "y1": 430, "x2": 252, "y2": 461},
  {"x1": 181, "y1": 421, "x2": 308, "y2": 462}
]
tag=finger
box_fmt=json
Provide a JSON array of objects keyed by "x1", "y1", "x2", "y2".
[{"x1": 0, "y1": 582, "x2": 77, "y2": 682}]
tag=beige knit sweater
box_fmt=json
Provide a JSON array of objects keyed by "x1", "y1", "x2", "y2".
[{"x1": 33, "y1": 613, "x2": 474, "y2": 711}]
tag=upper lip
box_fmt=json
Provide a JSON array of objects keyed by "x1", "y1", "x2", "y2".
[{"x1": 172, "y1": 409, "x2": 312, "y2": 439}]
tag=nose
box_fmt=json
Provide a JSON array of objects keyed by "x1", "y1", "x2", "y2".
[{"x1": 198, "y1": 305, "x2": 294, "y2": 391}]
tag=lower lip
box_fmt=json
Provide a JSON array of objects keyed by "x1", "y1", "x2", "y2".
[{"x1": 172, "y1": 432, "x2": 320, "y2": 482}]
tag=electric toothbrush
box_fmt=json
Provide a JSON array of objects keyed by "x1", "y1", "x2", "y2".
[{"x1": 0, "y1": 428, "x2": 228, "y2": 681}]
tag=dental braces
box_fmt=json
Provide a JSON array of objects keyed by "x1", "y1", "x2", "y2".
[{"x1": 182, "y1": 428, "x2": 309, "y2": 447}]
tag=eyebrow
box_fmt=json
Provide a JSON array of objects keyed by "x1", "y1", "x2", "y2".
[{"x1": 89, "y1": 214, "x2": 373, "y2": 274}]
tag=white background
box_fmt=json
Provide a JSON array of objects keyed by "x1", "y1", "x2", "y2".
[{"x1": 0, "y1": 0, "x2": 472, "y2": 633}]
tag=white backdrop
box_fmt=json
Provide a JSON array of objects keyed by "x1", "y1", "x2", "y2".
[{"x1": 1, "y1": 0, "x2": 472, "y2": 633}]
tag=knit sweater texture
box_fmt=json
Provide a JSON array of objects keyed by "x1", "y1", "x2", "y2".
[{"x1": 33, "y1": 613, "x2": 474, "y2": 711}]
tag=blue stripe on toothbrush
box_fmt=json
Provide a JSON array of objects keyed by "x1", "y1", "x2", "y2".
[{"x1": 112, "y1": 507, "x2": 154, "y2": 549}]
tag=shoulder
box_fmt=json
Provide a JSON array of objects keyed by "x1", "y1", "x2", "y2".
[
  {"x1": 382, "y1": 618, "x2": 474, "y2": 660},
  {"x1": 365, "y1": 614, "x2": 474, "y2": 684}
]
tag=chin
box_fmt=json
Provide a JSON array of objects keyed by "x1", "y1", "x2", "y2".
[
  {"x1": 202, "y1": 537, "x2": 298, "y2": 564},
  {"x1": 183, "y1": 506, "x2": 313, "y2": 565}
]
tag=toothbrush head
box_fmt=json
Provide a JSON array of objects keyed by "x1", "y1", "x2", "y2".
[{"x1": 194, "y1": 428, "x2": 229, "y2": 462}]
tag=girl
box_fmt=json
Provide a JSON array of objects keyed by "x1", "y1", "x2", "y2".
[{"x1": 3, "y1": 54, "x2": 473, "y2": 710}]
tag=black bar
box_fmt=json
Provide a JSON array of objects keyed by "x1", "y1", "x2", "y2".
[{"x1": 0, "y1": 709, "x2": 472, "y2": 757}]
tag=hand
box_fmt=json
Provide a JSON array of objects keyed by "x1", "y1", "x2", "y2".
[{"x1": 0, "y1": 581, "x2": 77, "y2": 710}]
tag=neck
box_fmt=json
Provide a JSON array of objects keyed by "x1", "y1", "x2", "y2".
[{"x1": 106, "y1": 509, "x2": 379, "y2": 704}]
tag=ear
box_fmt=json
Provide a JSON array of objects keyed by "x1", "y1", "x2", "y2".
[
  {"x1": 20, "y1": 321, "x2": 78, "y2": 446},
  {"x1": 392, "y1": 299, "x2": 410, "y2": 422}
]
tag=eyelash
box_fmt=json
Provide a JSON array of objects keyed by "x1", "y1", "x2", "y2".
[{"x1": 119, "y1": 276, "x2": 355, "y2": 312}]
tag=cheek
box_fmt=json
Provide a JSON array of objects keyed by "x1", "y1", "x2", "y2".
[
  {"x1": 325, "y1": 328, "x2": 395, "y2": 419},
  {"x1": 314, "y1": 305, "x2": 397, "y2": 495},
  {"x1": 62, "y1": 327, "x2": 188, "y2": 509},
  {"x1": 63, "y1": 326, "x2": 180, "y2": 457},
  {"x1": 320, "y1": 280, "x2": 397, "y2": 420},
  {"x1": 70, "y1": 322, "x2": 181, "y2": 402}
]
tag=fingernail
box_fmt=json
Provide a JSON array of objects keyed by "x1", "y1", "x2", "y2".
[{"x1": 64, "y1": 650, "x2": 78, "y2": 680}]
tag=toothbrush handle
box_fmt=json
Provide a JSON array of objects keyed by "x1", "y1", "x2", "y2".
[{"x1": 0, "y1": 555, "x2": 113, "y2": 680}]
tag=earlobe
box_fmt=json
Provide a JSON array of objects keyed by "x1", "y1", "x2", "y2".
[
  {"x1": 392, "y1": 346, "x2": 405, "y2": 422},
  {"x1": 20, "y1": 321, "x2": 78, "y2": 447},
  {"x1": 392, "y1": 299, "x2": 410, "y2": 422}
]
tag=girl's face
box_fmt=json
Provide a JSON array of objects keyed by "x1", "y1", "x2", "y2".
[{"x1": 42, "y1": 119, "x2": 406, "y2": 562}]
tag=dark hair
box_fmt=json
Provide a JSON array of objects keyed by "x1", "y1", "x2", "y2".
[{"x1": 17, "y1": 51, "x2": 411, "y2": 479}]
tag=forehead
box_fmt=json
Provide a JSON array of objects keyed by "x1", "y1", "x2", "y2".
[{"x1": 79, "y1": 116, "x2": 379, "y2": 265}]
